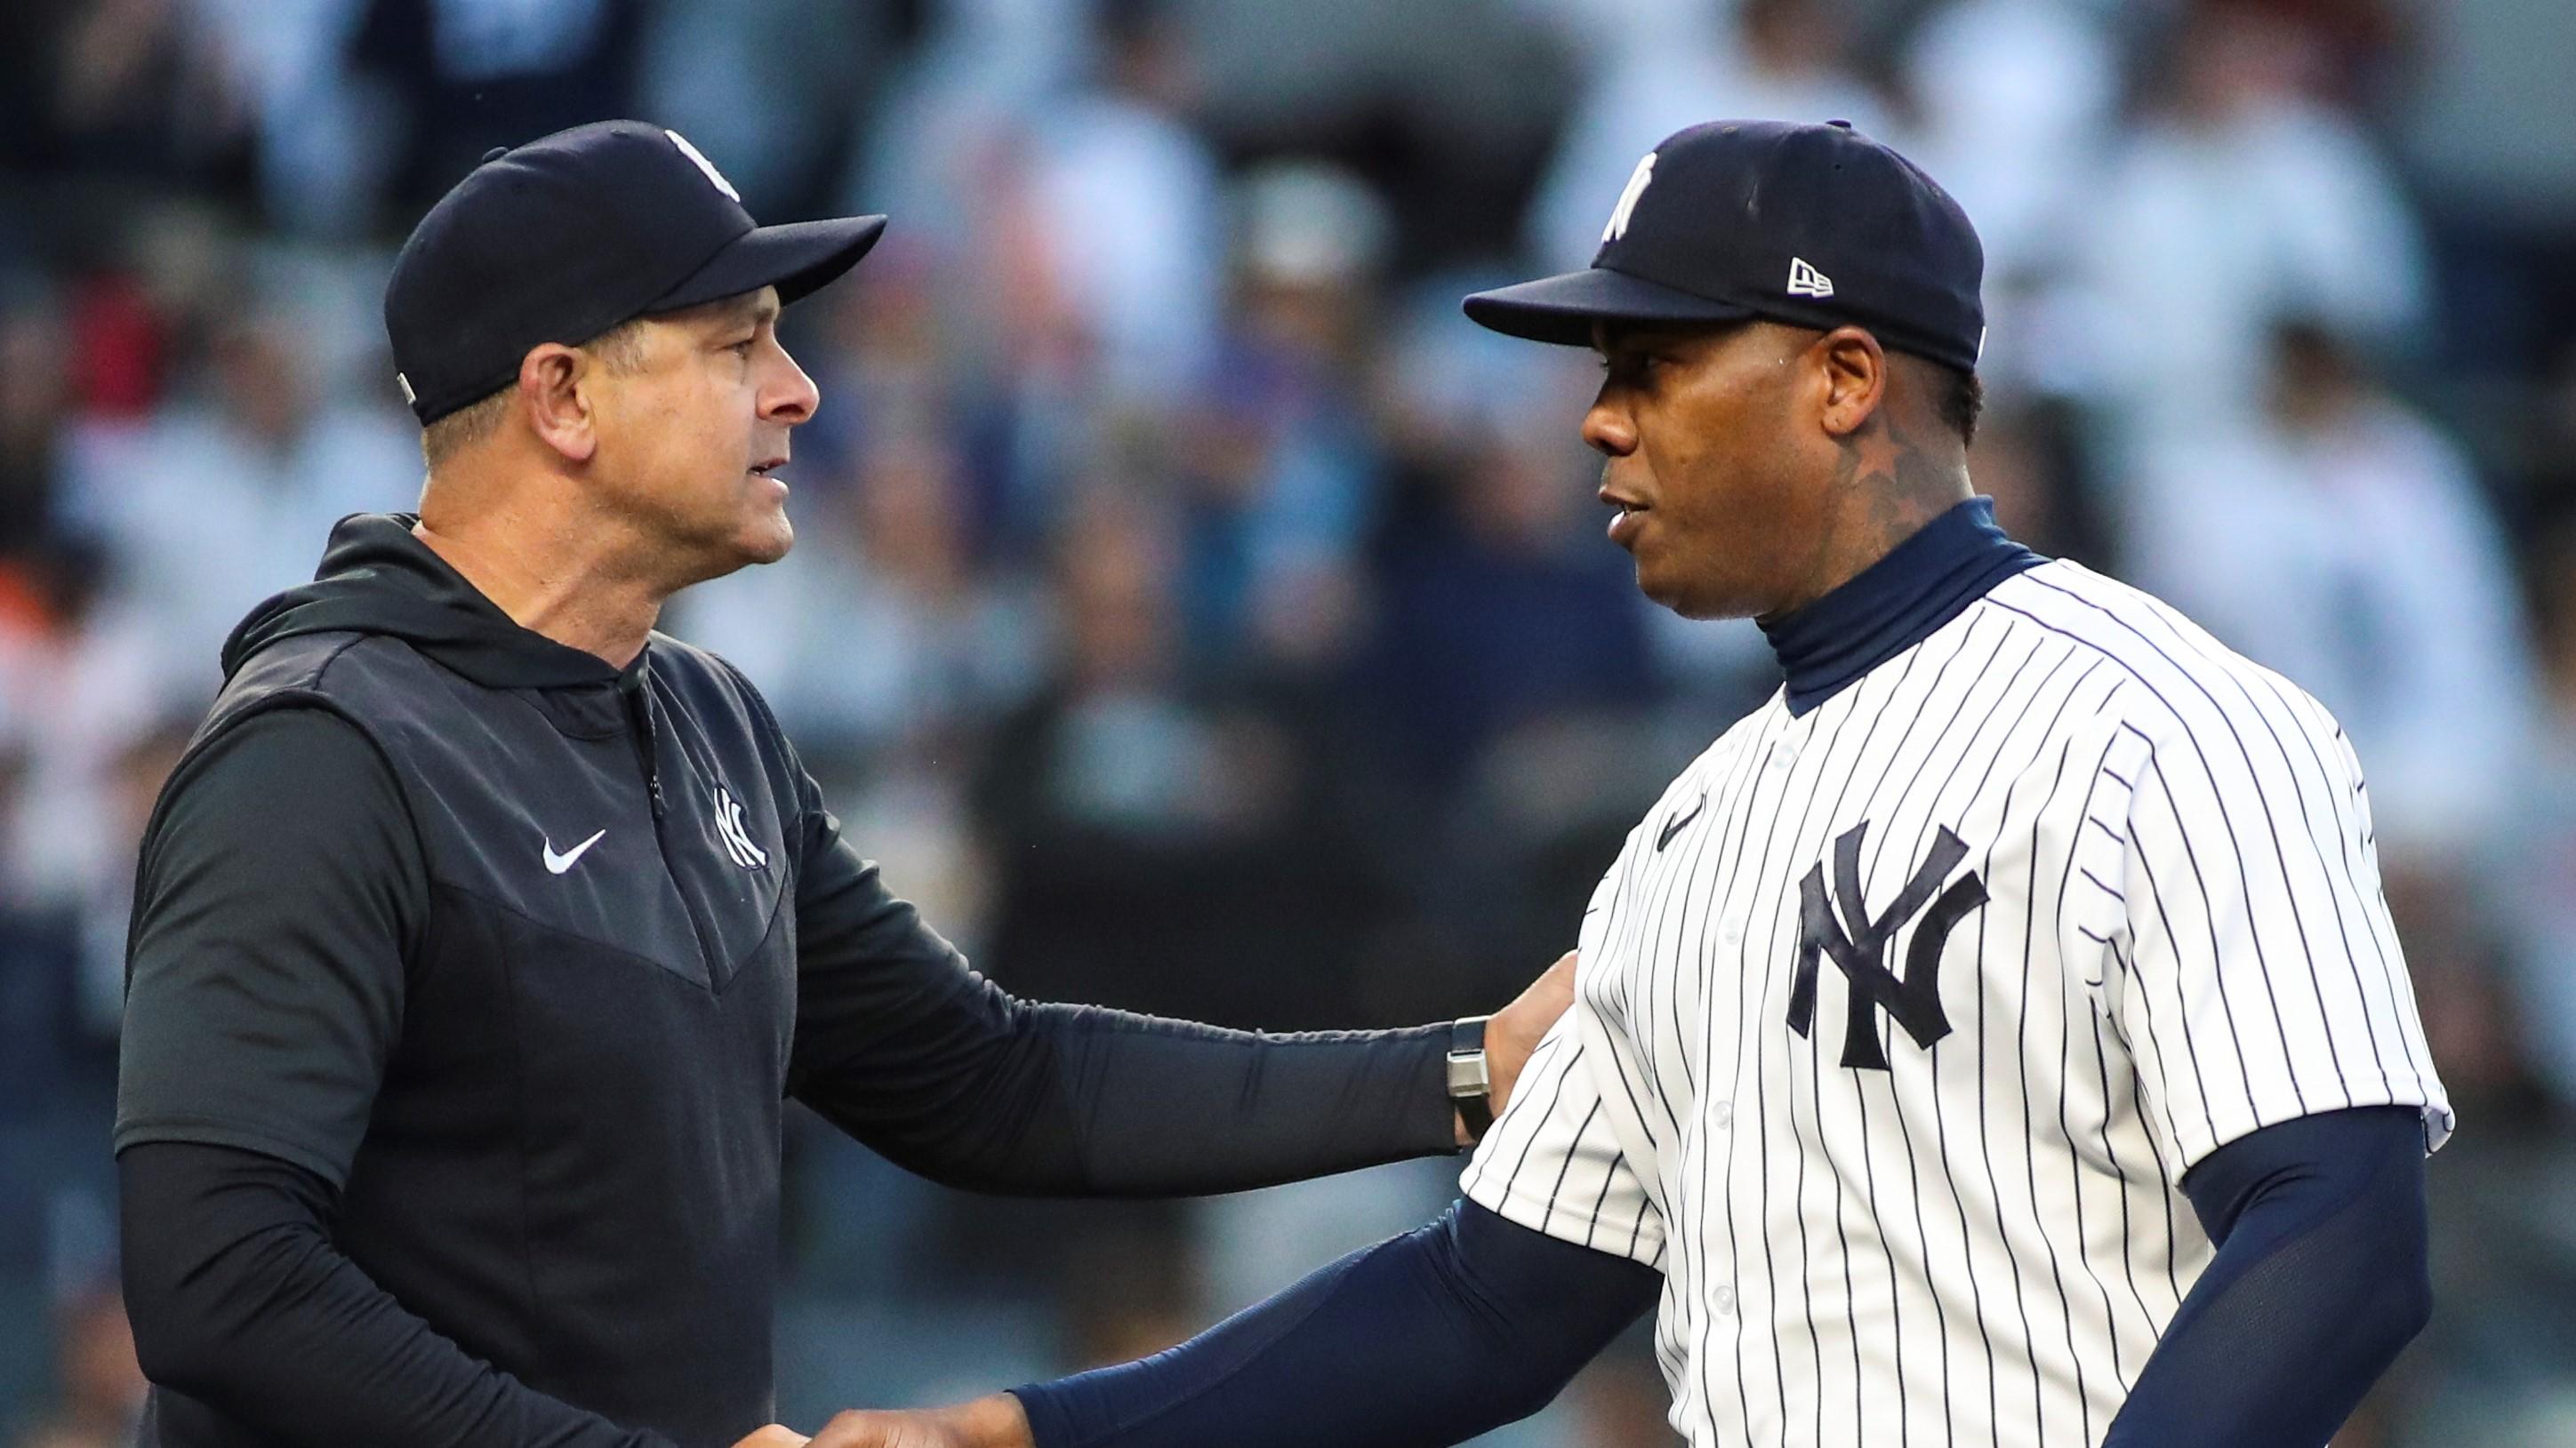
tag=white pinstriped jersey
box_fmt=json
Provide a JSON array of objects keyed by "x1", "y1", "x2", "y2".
[{"x1": 1461, "y1": 557, "x2": 2452, "y2": 1448}]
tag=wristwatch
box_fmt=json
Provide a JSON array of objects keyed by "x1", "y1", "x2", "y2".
[{"x1": 1448, "y1": 1015, "x2": 1495, "y2": 1141}]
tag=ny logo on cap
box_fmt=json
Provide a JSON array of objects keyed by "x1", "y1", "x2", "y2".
[
  {"x1": 665, "y1": 129, "x2": 742, "y2": 204},
  {"x1": 1787, "y1": 257, "x2": 1835, "y2": 299},
  {"x1": 1601, "y1": 152, "x2": 1657, "y2": 243}
]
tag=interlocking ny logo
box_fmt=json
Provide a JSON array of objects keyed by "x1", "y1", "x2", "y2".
[
  {"x1": 714, "y1": 786, "x2": 768, "y2": 870},
  {"x1": 1787, "y1": 821, "x2": 1987, "y2": 1070}
]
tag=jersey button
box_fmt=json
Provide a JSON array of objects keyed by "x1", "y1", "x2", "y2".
[
  {"x1": 1721, "y1": 916, "x2": 1744, "y2": 946},
  {"x1": 1713, "y1": 1100, "x2": 1734, "y2": 1130},
  {"x1": 1771, "y1": 741, "x2": 1798, "y2": 770},
  {"x1": 1714, "y1": 1285, "x2": 1737, "y2": 1316}
]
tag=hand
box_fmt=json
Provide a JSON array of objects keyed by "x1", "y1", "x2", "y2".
[
  {"x1": 732, "y1": 1427, "x2": 810, "y2": 1447},
  {"x1": 807, "y1": 1395, "x2": 1032, "y2": 1448},
  {"x1": 1470, "y1": 949, "x2": 1578, "y2": 1142}
]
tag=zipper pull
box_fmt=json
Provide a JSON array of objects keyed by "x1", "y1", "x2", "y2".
[{"x1": 624, "y1": 672, "x2": 667, "y2": 821}]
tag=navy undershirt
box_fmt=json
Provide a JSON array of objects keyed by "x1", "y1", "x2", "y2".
[{"x1": 1759, "y1": 495, "x2": 2045, "y2": 715}]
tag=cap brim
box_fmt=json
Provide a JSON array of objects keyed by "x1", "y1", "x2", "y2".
[
  {"x1": 1462, "y1": 267, "x2": 1756, "y2": 346},
  {"x1": 652, "y1": 214, "x2": 889, "y2": 313}
]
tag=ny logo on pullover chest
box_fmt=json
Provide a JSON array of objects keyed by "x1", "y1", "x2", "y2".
[{"x1": 1787, "y1": 820, "x2": 1987, "y2": 1069}]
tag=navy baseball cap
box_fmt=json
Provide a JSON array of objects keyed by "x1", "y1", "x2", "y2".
[
  {"x1": 1465, "y1": 119, "x2": 1986, "y2": 373},
  {"x1": 385, "y1": 119, "x2": 887, "y2": 424}
]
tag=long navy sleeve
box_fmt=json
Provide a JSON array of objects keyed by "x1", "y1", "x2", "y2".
[
  {"x1": 2103, "y1": 1106, "x2": 2432, "y2": 1446},
  {"x1": 773, "y1": 690, "x2": 1460, "y2": 1197},
  {"x1": 1012, "y1": 1200, "x2": 1658, "y2": 1448}
]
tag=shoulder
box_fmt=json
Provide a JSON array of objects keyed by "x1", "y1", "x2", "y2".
[
  {"x1": 1978, "y1": 564, "x2": 2366, "y2": 830},
  {"x1": 191, "y1": 631, "x2": 418, "y2": 786},
  {"x1": 142, "y1": 703, "x2": 418, "y2": 913},
  {"x1": 215, "y1": 628, "x2": 467, "y2": 731},
  {"x1": 1978, "y1": 561, "x2": 2348, "y2": 756},
  {"x1": 168, "y1": 704, "x2": 389, "y2": 804}
]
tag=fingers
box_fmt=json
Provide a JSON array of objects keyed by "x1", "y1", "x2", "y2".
[
  {"x1": 732, "y1": 1426, "x2": 811, "y2": 1447},
  {"x1": 806, "y1": 1410, "x2": 910, "y2": 1448},
  {"x1": 1484, "y1": 948, "x2": 1581, "y2": 1122},
  {"x1": 804, "y1": 1395, "x2": 1032, "y2": 1448}
]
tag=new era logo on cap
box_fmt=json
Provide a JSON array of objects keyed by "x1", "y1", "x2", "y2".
[{"x1": 1787, "y1": 257, "x2": 1835, "y2": 299}]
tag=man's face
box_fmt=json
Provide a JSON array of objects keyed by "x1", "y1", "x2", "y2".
[
  {"x1": 1584, "y1": 320, "x2": 1833, "y2": 620},
  {"x1": 585, "y1": 286, "x2": 819, "y2": 580}
]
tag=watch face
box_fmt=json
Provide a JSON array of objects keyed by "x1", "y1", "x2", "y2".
[{"x1": 1448, "y1": 1053, "x2": 1491, "y2": 1098}]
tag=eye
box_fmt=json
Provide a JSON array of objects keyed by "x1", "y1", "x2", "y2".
[{"x1": 1599, "y1": 351, "x2": 1657, "y2": 385}]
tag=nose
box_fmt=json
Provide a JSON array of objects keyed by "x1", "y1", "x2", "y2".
[
  {"x1": 1581, "y1": 389, "x2": 1636, "y2": 458},
  {"x1": 762, "y1": 341, "x2": 821, "y2": 427}
]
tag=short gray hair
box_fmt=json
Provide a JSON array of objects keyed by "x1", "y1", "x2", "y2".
[{"x1": 418, "y1": 318, "x2": 652, "y2": 470}]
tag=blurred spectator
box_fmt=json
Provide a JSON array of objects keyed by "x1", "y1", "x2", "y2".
[
  {"x1": 1527, "y1": 0, "x2": 1896, "y2": 270},
  {"x1": 1972, "y1": 397, "x2": 2116, "y2": 570},
  {"x1": 0, "y1": 296, "x2": 68, "y2": 561},
  {"x1": 2119, "y1": 317, "x2": 2536, "y2": 861},
  {"x1": 1168, "y1": 160, "x2": 1394, "y2": 667},
  {"x1": 2401, "y1": 0, "x2": 2576, "y2": 377},
  {"x1": 0, "y1": 0, "x2": 254, "y2": 196},
  {"x1": 1898, "y1": 0, "x2": 2119, "y2": 284},
  {"x1": 7, "y1": 1288, "x2": 143, "y2": 1448},
  {"x1": 1017, "y1": 0, "x2": 1225, "y2": 405},
  {"x1": 189, "y1": 0, "x2": 389, "y2": 236},
  {"x1": 637, "y1": 0, "x2": 891, "y2": 220},
  {"x1": 1362, "y1": 417, "x2": 1656, "y2": 795},
  {"x1": 54, "y1": 287, "x2": 419, "y2": 699},
  {"x1": 2486, "y1": 519, "x2": 2576, "y2": 1114},
  {"x1": 971, "y1": 491, "x2": 1391, "y2": 1032},
  {"x1": 0, "y1": 548, "x2": 167, "y2": 919},
  {"x1": 2074, "y1": 0, "x2": 2429, "y2": 435},
  {"x1": 348, "y1": 0, "x2": 645, "y2": 221}
]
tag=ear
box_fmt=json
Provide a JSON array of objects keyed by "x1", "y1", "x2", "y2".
[
  {"x1": 1812, "y1": 326, "x2": 1888, "y2": 441},
  {"x1": 517, "y1": 343, "x2": 600, "y2": 464}
]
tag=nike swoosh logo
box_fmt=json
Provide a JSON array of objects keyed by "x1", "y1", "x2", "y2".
[
  {"x1": 1657, "y1": 794, "x2": 1705, "y2": 852},
  {"x1": 542, "y1": 828, "x2": 607, "y2": 875}
]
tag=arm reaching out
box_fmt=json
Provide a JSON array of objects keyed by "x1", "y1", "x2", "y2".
[
  {"x1": 801, "y1": 1200, "x2": 1658, "y2": 1448},
  {"x1": 776, "y1": 691, "x2": 1574, "y2": 1194}
]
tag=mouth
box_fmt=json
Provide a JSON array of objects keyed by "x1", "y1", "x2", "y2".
[
  {"x1": 749, "y1": 457, "x2": 788, "y2": 481},
  {"x1": 1601, "y1": 488, "x2": 1651, "y2": 547}
]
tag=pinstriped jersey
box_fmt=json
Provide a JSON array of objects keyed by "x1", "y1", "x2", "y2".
[{"x1": 1460, "y1": 556, "x2": 2452, "y2": 1448}]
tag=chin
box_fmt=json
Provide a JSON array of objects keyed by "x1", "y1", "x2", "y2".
[
  {"x1": 739, "y1": 514, "x2": 795, "y2": 565},
  {"x1": 1642, "y1": 571, "x2": 1753, "y2": 622},
  {"x1": 1635, "y1": 566, "x2": 1701, "y2": 619},
  {"x1": 692, "y1": 514, "x2": 793, "y2": 585}
]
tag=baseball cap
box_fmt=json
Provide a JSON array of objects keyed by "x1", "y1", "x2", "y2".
[
  {"x1": 1464, "y1": 120, "x2": 1986, "y2": 373},
  {"x1": 384, "y1": 119, "x2": 887, "y2": 424}
]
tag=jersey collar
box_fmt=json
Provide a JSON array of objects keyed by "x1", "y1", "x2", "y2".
[{"x1": 1756, "y1": 496, "x2": 2046, "y2": 716}]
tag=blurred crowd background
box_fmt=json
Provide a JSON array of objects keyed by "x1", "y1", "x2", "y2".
[{"x1": 4, "y1": 0, "x2": 2575, "y2": 1443}]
